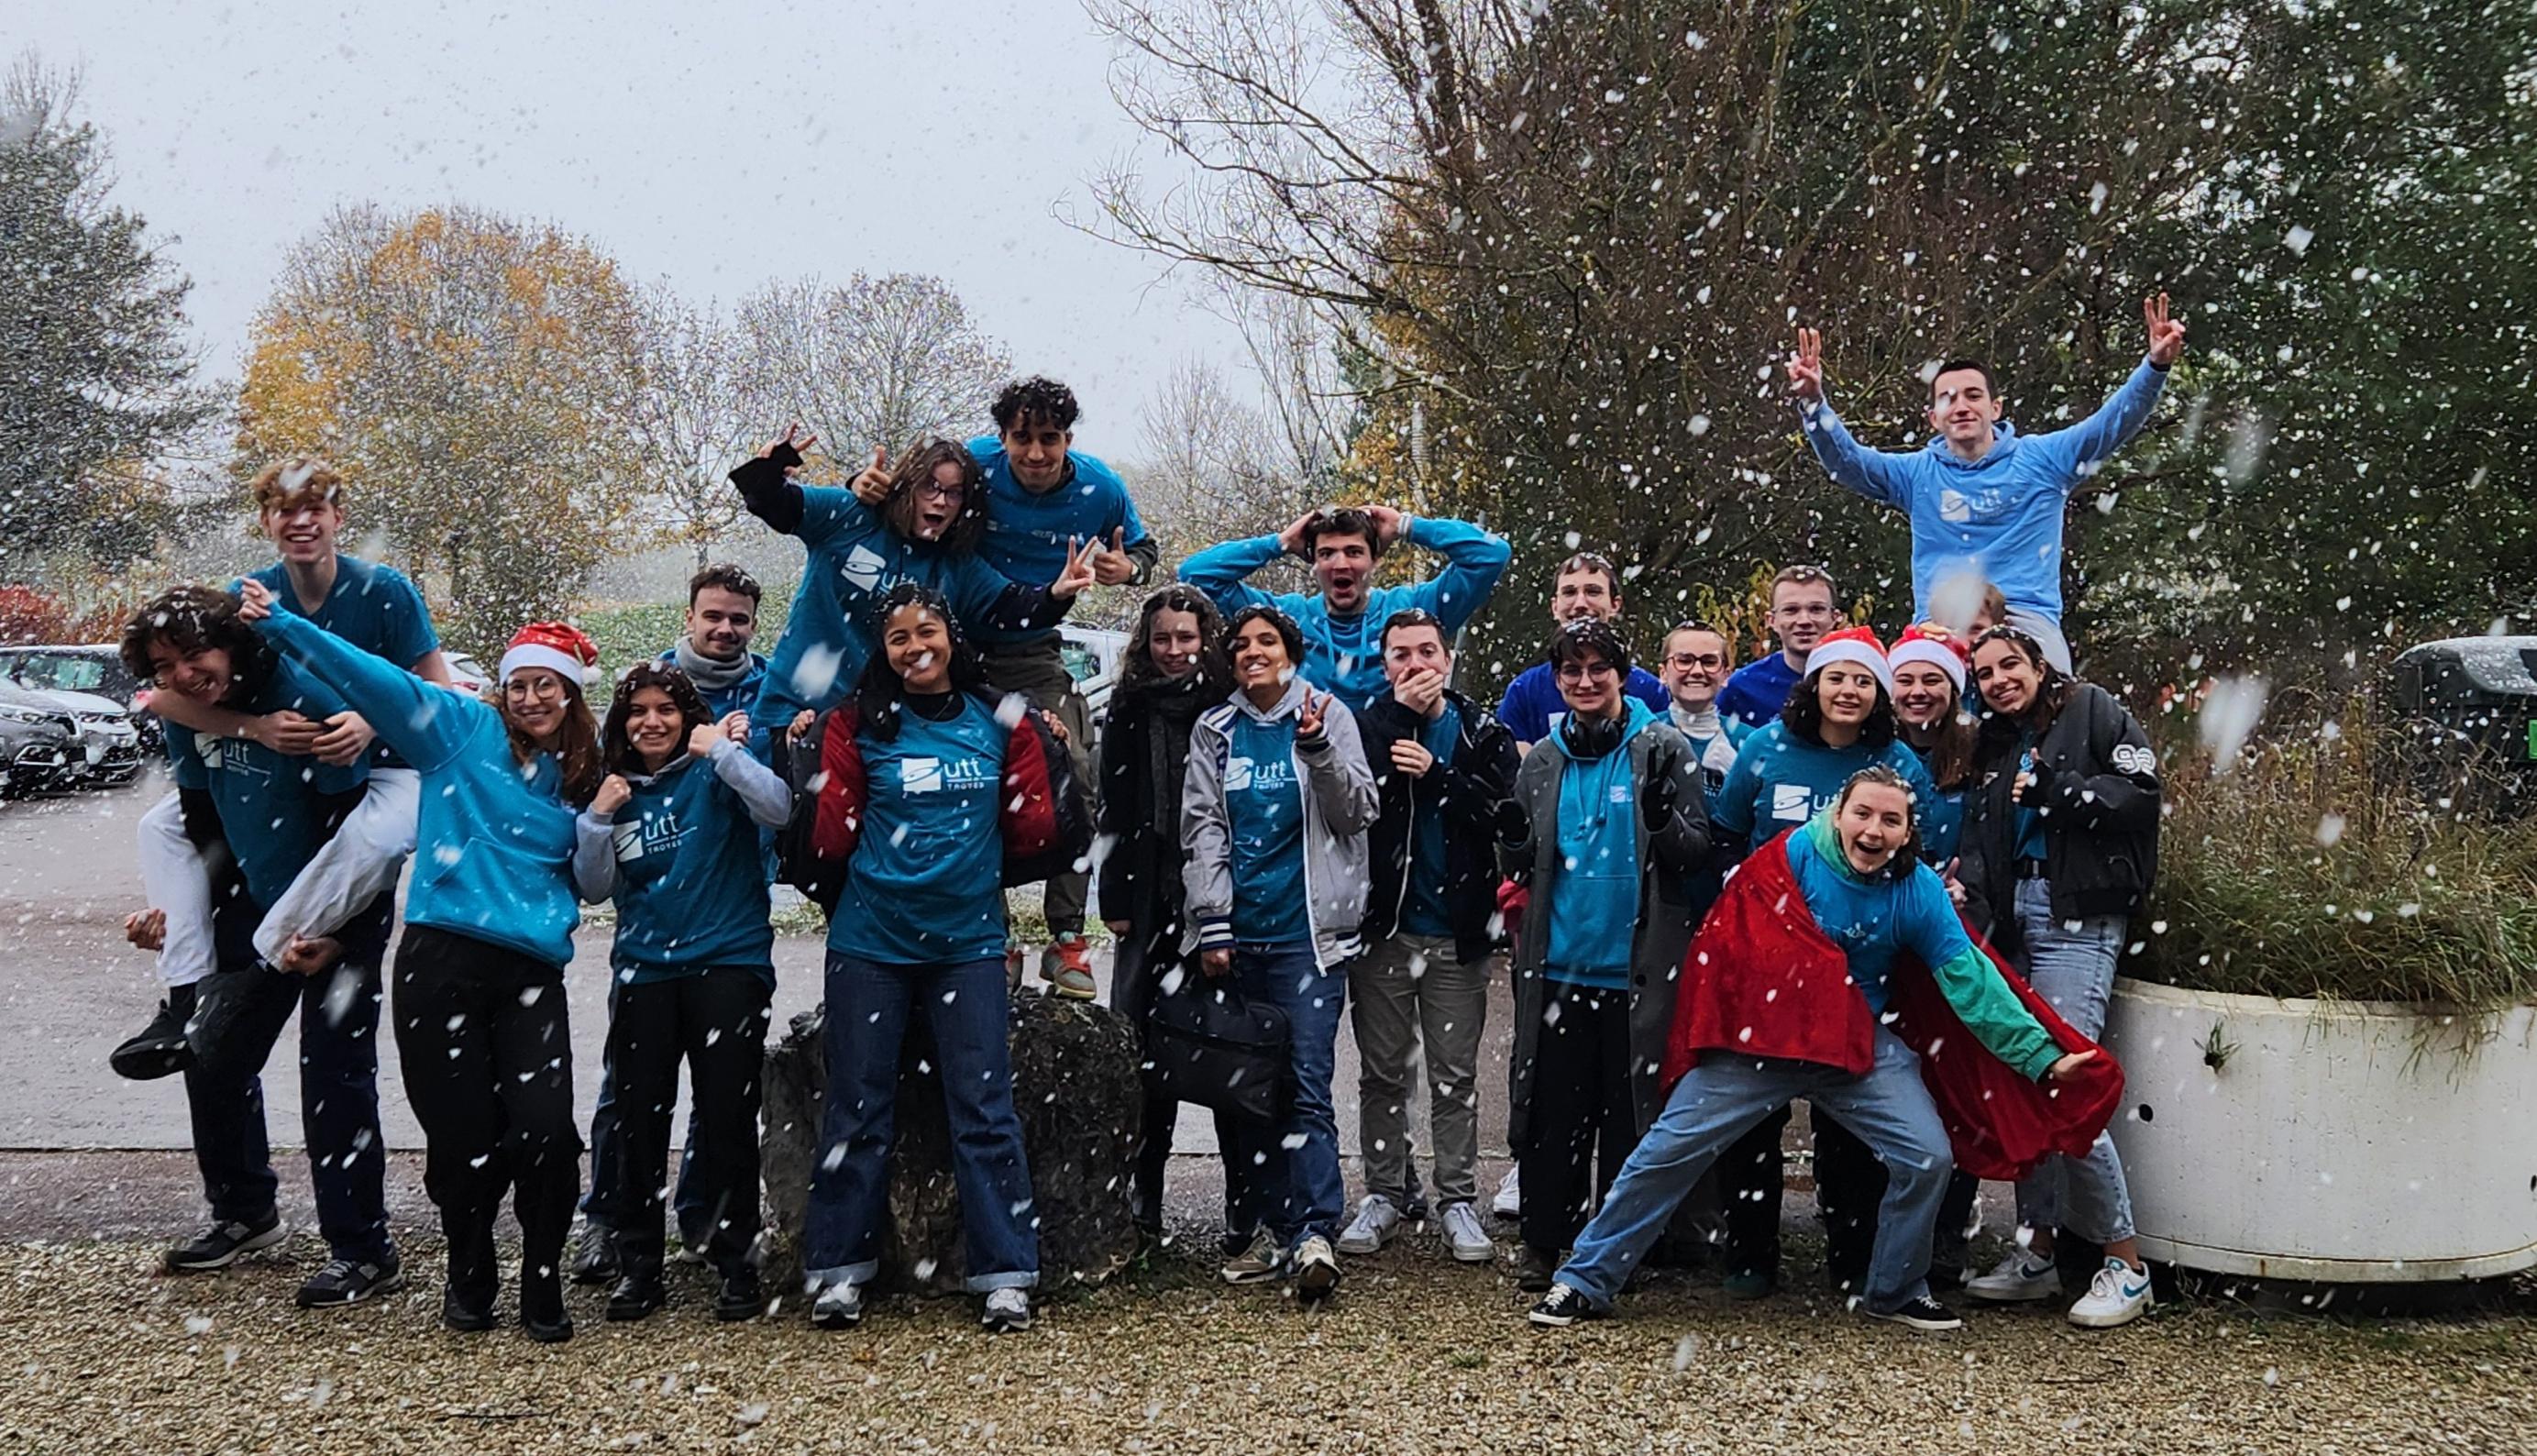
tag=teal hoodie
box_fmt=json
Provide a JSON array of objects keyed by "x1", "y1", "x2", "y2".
[
  {"x1": 1545, "y1": 700, "x2": 1660, "y2": 988},
  {"x1": 257, "y1": 609, "x2": 584, "y2": 968}
]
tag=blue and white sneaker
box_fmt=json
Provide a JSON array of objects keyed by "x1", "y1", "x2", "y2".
[{"x1": 2068, "y1": 1258, "x2": 2154, "y2": 1329}]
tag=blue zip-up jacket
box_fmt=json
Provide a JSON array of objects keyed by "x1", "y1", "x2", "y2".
[
  {"x1": 1801, "y1": 358, "x2": 2169, "y2": 623},
  {"x1": 571, "y1": 739, "x2": 792, "y2": 981},
  {"x1": 1176, "y1": 515, "x2": 1512, "y2": 710},
  {"x1": 256, "y1": 609, "x2": 584, "y2": 968},
  {"x1": 1712, "y1": 721, "x2": 1942, "y2": 861},
  {"x1": 1544, "y1": 700, "x2": 1659, "y2": 987}
]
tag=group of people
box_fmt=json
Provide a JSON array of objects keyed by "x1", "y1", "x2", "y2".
[{"x1": 105, "y1": 297, "x2": 2185, "y2": 1344}]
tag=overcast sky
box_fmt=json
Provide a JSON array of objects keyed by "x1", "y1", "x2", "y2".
[{"x1": 22, "y1": 0, "x2": 1245, "y2": 458}]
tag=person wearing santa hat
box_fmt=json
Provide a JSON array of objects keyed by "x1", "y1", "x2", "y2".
[
  {"x1": 1887, "y1": 626, "x2": 1980, "y2": 866},
  {"x1": 239, "y1": 579, "x2": 606, "y2": 1344},
  {"x1": 1707, "y1": 625, "x2": 1942, "y2": 1301}
]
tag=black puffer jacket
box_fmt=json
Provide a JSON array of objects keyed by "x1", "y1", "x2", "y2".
[
  {"x1": 1956, "y1": 680, "x2": 2160, "y2": 950},
  {"x1": 1355, "y1": 688, "x2": 1524, "y2": 965}
]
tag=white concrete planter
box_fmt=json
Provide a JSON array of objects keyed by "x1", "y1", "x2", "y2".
[{"x1": 2102, "y1": 977, "x2": 2537, "y2": 1282}]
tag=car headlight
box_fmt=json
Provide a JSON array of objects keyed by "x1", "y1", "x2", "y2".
[
  {"x1": 0, "y1": 704, "x2": 53, "y2": 725},
  {"x1": 74, "y1": 711, "x2": 128, "y2": 726}
]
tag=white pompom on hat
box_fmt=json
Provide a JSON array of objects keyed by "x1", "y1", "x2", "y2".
[
  {"x1": 499, "y1": 622, "x2": 600, "y2": 688},
  {"x1": 1803, "y1": 625, "x2": 1894, "y2": 695}
]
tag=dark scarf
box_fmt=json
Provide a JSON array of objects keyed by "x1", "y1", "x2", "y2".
[{"x1": 673, "y1": 636, "x2": 752, "y2": 699}]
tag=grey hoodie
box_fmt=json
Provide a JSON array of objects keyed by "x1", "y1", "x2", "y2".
[{"x1": 1180, "y1": 677, "x2": 1380, "y2": 969}]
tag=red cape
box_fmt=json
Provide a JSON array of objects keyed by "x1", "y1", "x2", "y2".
[{"x1": 1660, "y1": 831, "x2": 2125, "y2": 1181}]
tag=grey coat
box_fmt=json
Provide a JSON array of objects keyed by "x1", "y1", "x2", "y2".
[
  {"x1": 1502, "y1": 714, "x2": 1711, "y2": 1150},
  {"x1": 1180, "y1": 678, "x2": 1381, "y2": 969}
]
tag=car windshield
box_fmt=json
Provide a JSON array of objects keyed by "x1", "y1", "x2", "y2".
[
  {"x1": 6, "y1": 654, "x2": 109, "y2": 692},
  {"x1": 1060, "y1": 643, "x2": 1100, "y2": 684}
]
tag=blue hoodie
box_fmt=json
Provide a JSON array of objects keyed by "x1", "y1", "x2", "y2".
[
  {"x1": 752, "y1": 489, "x2": 1063, "y2": 735},
  {"x1": 257, "y1": 610, "x2": 584, "y2": 968},
  {"x1": 966, "y1": 436, "x2": 1153, "y2": 638},
  {"x1": 162, "y1": 659, "x2": 367, "y2": 910},
  {"x1": 1713, "y1": 721, "x2": 1941, "y2": 860},
  {"x1": 1544, "y1": 700, "x2": 1659, "y2": 988},
  {"x1": 1177, "y1": 515, "x2": 1512, "y2": 710},
  {"x1": 1801, "y1": 358, "x2": 2168, "y2": 623},
  {"x1": 577, "y1": 740, "x2": 790, "y2": 983}
]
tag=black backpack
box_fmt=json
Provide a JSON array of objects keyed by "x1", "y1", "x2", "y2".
[{"x1": 1142, "y1": 963, "x2": 1293, "y2": 1123}]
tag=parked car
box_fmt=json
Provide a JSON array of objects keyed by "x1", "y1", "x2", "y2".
[
  {"x1": 0, "y1": 679, "x2": 78, "y2": 796},
  {"x1": 0, "y1": 644, "x2": 160, "y2": 750},
  {"x1": 1058, "y1": 624, "x2": 1130, "y2": 752}
]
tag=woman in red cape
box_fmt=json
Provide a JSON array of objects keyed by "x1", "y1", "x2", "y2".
[{"x1": 1528, "y1": 767, "x2": 2120, "y2": 1333}]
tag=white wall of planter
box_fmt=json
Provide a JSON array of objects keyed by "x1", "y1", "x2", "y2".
[{"x1": 2102, "y1": 977, "x2": 2537, "y2": 1282}]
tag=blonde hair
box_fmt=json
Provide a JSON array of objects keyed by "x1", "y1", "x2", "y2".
[{"x1": 248, "y1": 457, "x2": 346, "y2": 514}]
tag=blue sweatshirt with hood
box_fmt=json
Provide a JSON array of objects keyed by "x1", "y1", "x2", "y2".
[
  {"x1": 1801, "y1": 358, "x2": 2168, "y2": 624},
  {"x1": 1544, "y1": 700, "x2": 1660, "y2": 988}
]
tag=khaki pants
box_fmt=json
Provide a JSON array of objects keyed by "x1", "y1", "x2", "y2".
[
  {"x1": 978, "y1": 637, "x2": 1090, "y2": 936},
  {"x1": 1350, "y1": 931, "x2": 1494, "y2": 1208}
]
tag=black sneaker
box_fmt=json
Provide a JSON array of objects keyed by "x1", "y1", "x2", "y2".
[
  {"x1": 1512, "y1": 1245, "x2": 1559, "y2": 1293},
  {"x1": 111, "y1": 987, "x2": 197, "y2": 1080},
  {"x1": 296, "y1": 1255, "x2": 406, "y2": 1308},
  {"x1": 1867, "y1": 1296, "x2": 1964, "y2": 1332},
  {"x1": 605, "y1": 1274, "x2": 667, "y2": 1322},
  {"x1": 164, "y1": 1214, "x2": 286, "y2": 1273},
  {"x1": 1528, "y1": 1283, "x2": 1605, "y2": 1328},
  {"x1": 568, "y1": 1225, "x2": 620, "y2": 1285},
  {"x1": 713, "y1": 1267, "x2": 765, "y2": 1323},
  {"x1": 441, "y1": 1284, "x2": 498, "y2": 1332}
]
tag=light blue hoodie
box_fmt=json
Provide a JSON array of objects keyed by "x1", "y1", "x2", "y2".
[
  {"x1": 1544, "y1": 699, "x2": 1660, "y2": 988},
  {"x1": 1801, "y1": 358, "x2": 2168, "y2": 623},
  {"x1": 1177, "y1": 515, "x2": 1512, "y2": 710},
  {"x1": 258, "y1": 609, "x2": 584, "y2": 968}
]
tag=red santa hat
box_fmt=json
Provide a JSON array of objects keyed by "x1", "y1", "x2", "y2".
[
  {"x1": 1803, "y1": 625, "x2": 1893, "y2": 694},
  {"x1": 500, "y1": 622, "x2": 600, "y2": 689},
  {"x1": 1888, "y1": 624, "x2": 1969, "y2": 693}
]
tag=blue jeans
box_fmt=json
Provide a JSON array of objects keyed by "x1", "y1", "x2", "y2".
[
  {"x1": 804, "y1": 953, "x2": 1039, "y2": 1293},
  {"x1": 1225, "y1": 943, "x2": 1348, "y2": 1252},
  {"x1": 580, "y1": 973, "x2": 703, "y2": 1240},
  {"x1": 2010, "y1": 878, "x2": 2137, "y2": 1244},
  {"x1": 1557, "y1": 1030, "x2": 1954, "y2": 1316}
]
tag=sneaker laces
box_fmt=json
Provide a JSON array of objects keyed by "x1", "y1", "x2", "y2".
[
  {"x1": 309, "y1": 1256, "x2": 365, "y2": 1285},
  {"x1": 2086, "y1": 1261, "x2": 2135, "y2": 1301}
]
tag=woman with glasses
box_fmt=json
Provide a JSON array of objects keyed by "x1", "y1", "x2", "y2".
[
  {"x1": 730, "y1": 428, "x2": 1099, "y2": 746},
  {"x1": 1501, "y1": 619, "x2": 1710, "y2": 1291},
  {"x1": 237, "y1": 579, "x2": 605, "y2": 1343}
]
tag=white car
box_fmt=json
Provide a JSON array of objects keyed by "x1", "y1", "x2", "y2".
[
  {"x1": 7, "y1": 678, "x2": 141, "y2": 786},
  {"x1": 1058, "y1": 625, "x2": 1130, "y2": 745}
]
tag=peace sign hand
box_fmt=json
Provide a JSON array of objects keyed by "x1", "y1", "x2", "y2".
[
  {"x1": 758, "y1": 422, "x2": 819, "y2": 474},
  {"x1": 2144, "y1": 292, "x2": 2188, "y2": 368},
  {"x1": 1296, "y1": 689, "x2": 1331, "y2": 739},
  {"x1": 851, "y1": 445, "x2": 892, "y2": 506},
  {"x1": 1049, "y1": 536, "x2": 1101, "y2": 601},
  {"x1": 1787, "y1": 327, "x2": 1826, "y2": 403}
]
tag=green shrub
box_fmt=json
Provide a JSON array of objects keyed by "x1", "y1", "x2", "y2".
[
  {"x1": 579, "y1": 590, "x2": 794, "y2": 686},
  {"x1": 2140, "y1": 697, "x2": 2537, "y2": 1009}
]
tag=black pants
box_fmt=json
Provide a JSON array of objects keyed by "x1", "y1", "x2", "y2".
[
  {"x1": 1518, "y1": 982, "x2": 1636, "y2": 1258},
  {"x1": 1114, "y1": 931, "x2": 1254, "y2": 1242},
  {"x1": 185, "y1": 892, "x2": 393, "y2": 1262},
  {"x1": 606, "y1": 967, "x2": 772, "y2": 1280},
  {"x1": 392, "y1": 924, "x2": 580, "y2": 1296},
  {"x1": 1719, "y1": 1105, "x2": 1887, "y2": 1289},
  {"x1": 1810, "y1": 1135, "x2": 1986, "y2": 1281}
]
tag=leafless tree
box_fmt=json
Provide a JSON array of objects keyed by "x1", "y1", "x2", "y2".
[
  {"x1": 624, "y1": 285, "x2": 760, "y2": 566},
  {"x1": 733, "y1": 273, "x2": 1011, "y2": 464}
]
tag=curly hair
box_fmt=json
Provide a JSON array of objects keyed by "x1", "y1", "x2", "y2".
[
  {"x1": 1299, "y1": 506, "x2": 1386, "y2": 560},
  {"x1": 853, "y1": 582, "x2": 992, "y2": 742},
  {"x1": 119, "y1": 586, "x2": 274, "y2": 706},
  {"x1": 991, "y1": 376, "x2": 1081, "y2": 435},
  {"x1": 248, "y1": 457, "x2": 346, "y2": 515},
  {"x1": 602, "y1": 661, "x2": 714, "y2": 774},
  {"x1": 1121, "y1": 583, "x2": 1230, "y2": 696},
  {"x1": 878, "y1": 437, "x2": 988, "y2": 554},
  {"x1": 1222, "y1": 604, "x2": 1308, "y2": 687}
]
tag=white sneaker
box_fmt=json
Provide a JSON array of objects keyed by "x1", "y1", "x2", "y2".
[
  {"x1": 1964, "y1": 1247, "x2": 2061, "y2": 1303},
  {"x1": 1293, "y1": 1235, "x2": 1340, "y2": 1303},
  {"x1": 1439, "y1": 1201, "x2": 1494, "y2": 1263},
  {"x1": 1335, "y1": 1194, "x2": 1402, "y2": 1255},
  {"x1": 980, "y1": 1287, "x2": 1031, "y2": 1332},
  {"x1": 1491, "y1": 1166, "x2": 1522, "y2": 1219},
  {"x1": 811, "y1": 1280, "x2": 864, "y2": 1329},
  {"x1": 2068, "y1": 1258, "x2": 2154, "y2": 1329}
]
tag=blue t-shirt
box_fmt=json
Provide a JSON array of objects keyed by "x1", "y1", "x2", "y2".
[
  {"x1": 1715, "y1": 653, "x2": 1803, "y2": 729},
  {"x1": 827, "y1": 697, "x2": 1009, "y2": 965},
  {"x1": 1398, "y1": 704, "x2": 1462, "y2": 938},
  {"x1": 1786, "y1": 815, "x2": 1976, "y2": 1015},
  {"x1": 163, "y1": 660, "x2": 367, "y2": 910},
  {"x1": 2014, "y1": 737, "x2": 2047, "y2": 863},
  {"x1": 603, "y1": 746, "x2": 778, "y2": 981},
  {"x1": 1496, "y1": 661, "x2": 1669, "y2": 745},
  {"x1": 1544, "y1": 702, "x2": 1657, "y2": 987},
  {"x1": 967, "y1": 436, "x2": 1151, "y2": 607},
  {"x1": 1713, "y1": 722, "x2": 1942, "y2": 860},
  {"x1": 1225, "y1": 711, "x2": 1309, "y2": 944},
  {"x1": 247, "y1": 555, "x2": 439, "y2": 767},
  {"x1": 754, "y1": 490, "x2": 1055, "y2": 734}
]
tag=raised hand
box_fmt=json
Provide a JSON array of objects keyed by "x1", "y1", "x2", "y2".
[
  {"x1": 1049, "y1": 536, "x2": 1101, "y2": 600},
  {"x1": 1786, "y1": 327, "x2": 1826, "y2": 403},
  {"x1": 591, "y1": 774, "x2": 633, "y2": 816},
  {"x1": 1277, "y1": 509, "x2": 1320, "y2": 557},
  {"x1": 1092, "y1": 526, "x2": 1138, "y2": 586},
  {"x1": 2144, "y1": 292, "x2": 2188, "y2": 368},
  {"x1": 718, "y1": 711, "x2": 750, "y2": 744},
  {"x1": 235, "y1": 576, "x2": 276, "y2": 623},
  {"x1": 687, "y1": 719, "x2": 730, "y2": 760},
  {"x1": 759, "y1": 422, "x2": 820, "y2": 472},
  {"x1": 851, "y1": 444, "x2": 891, "y2": 505},
  {"x1": 1296, "y1": 689, "x2": 1330, "y2": 738},
  {"x1": 1363, "y1": 504, "x2": 1408, "y2": 546}
]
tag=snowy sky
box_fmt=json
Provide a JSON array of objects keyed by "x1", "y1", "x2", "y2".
[{"x1": 20, "y1": 0, "x2": 1243, "y2": 456}]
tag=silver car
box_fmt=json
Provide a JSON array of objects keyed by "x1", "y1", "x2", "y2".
[
  {"x1": 39, "y1": 685, "x2": 145, "y2": 785},
  {"x1": 0, "y1": 679, "x2": 78, "y2": 795}
]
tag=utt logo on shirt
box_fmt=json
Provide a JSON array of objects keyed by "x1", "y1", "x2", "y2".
[
  {"x1": 839, "y1": 545, "x2": 891, "y2": 591},
  {"x1": 1225, "y1": 755, "x2": 1296, "y2": 795},
  {"x1": 1770, "y1": 783, "x2": 1815, "y2": 822},
  {"x1": 902, "y1": 755, "x2": 998, "y2": 795},
  {"x1": 612, "y1": 809, "x2": 685, "y2": 862},
  {"x1": 208, "y1": 738, "x2": 270, "y2": 781}
]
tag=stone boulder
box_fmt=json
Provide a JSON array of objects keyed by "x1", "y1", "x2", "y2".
[{"x1": 759, "y1": 987, "x2": 1145, "y2": 1295}]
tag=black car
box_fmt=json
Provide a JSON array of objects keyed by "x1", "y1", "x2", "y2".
[{"x1": 0, "y1": 644, "x2": 161, "y2": 751}]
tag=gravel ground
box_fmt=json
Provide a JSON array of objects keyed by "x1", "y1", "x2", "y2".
[{"x1": 4, "y1": 1179, "x2": 2531, "y2": 1455}]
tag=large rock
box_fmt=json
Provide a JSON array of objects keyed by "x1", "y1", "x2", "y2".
[{"x1": 759, "y1": 987, "x2": 1145, "y2": 1295}]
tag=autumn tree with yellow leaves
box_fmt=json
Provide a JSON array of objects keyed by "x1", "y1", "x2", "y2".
[{"x1": 236, "y1": 204, "x2": 648, "y2": 656}]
